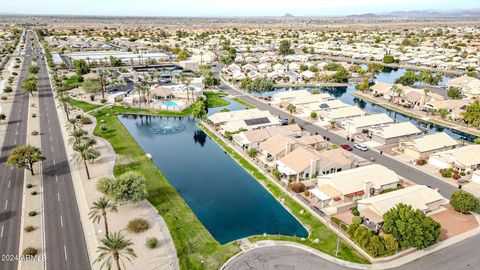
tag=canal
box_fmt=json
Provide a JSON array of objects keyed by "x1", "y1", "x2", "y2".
[
  {"x1": 119, "y1": 114, "x2": 308, "y2": 244},
  {"x1": 253, "y1": 67, "x2": 478, "y2": 142}
]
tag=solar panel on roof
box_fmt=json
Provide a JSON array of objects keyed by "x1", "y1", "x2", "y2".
[
  {"x1": 319, "y1": 103, "x2": 330, "y2": 109},
  {"x1": 244, "y1": 117, "x2": 271, "y2": 126}
]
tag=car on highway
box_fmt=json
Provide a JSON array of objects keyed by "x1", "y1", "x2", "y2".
[
  {"x1": 354, "y1": 144, "x2": 368, "y2": 151},
  {"x1": 340, "y1": 144, "x2": 353, "y2": 151}
]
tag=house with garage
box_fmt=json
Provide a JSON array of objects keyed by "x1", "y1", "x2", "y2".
[
  {"x1": 343, "y1": 113, "x2": 394, "y2": 135},
  {"x1": 271, "y1": 90, "x2": 311, "y2": 105},
  {"x1": 312, "y1": 164, "x2": 400, "y2": 214},
  {"x1": 398, "y1": 132, "x2": 458, "y2": 160},
  {"x1": 232, "y1": 124, "x2": 301, "y2": 149},
  {"x1": 428, "y1": 145, "x2": 480, "y2": 173},
  {"x1": 370, "y1": 122, "x2": 422, "y2": 145},
  {"x1": 208, "y1": 109, "x2": 280, "y2": 133},
  {"x1": 357, "y1": 185, "x2": 447, "y2": 229}
]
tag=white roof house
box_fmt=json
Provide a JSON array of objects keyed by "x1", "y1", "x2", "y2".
[
  {"x1": 370, "y1": 122, "x2": 422, "y2": 144},
  {"x1": 429, "y1": 145, "x2": 480, "y2": 172},
  {"x1": 289, "y1": 93, "x2": 333, "y2": 108},
  {"x1": 357, "y1": 185, "x2": 447, "y2": 224},
  {"x1": 271, "y1": 90, "x2": 311, "y2": 105},
  {"x1": 399, "y1": 132, "x2": 458, "y2": 159},
  {"x1": 322, "y1": 106, "x2": 365, "y2": 122},
  {"x1": 344, "y1": 113, "x2": 394, "y2": 134}
]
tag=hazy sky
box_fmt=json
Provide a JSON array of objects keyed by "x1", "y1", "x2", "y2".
[{"x1": 2, "y1": 0, "x2": 478, "y2": 17}]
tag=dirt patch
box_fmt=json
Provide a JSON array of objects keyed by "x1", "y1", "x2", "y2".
[
  {"x1": 333, "y1": 211, "x2": 354, "y2": 226},
  {"x1": 431, "y1": 204, "x2": 478, "y2": 241}
]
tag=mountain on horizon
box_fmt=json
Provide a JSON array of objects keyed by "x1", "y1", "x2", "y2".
[{"x1": 348, "y1": 8, "x2": 480, "y2": 18}]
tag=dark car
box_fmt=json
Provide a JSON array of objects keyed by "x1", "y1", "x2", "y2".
[{"x1": 341, "y1": 144, "x2": 353, "y2": 151}]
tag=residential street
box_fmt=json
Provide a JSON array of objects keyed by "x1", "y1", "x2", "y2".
[
  {"x1": 33, "y1": 31, "x2": 91, "y2": 270},
  {"x1": 0, "y1": 31, "x2": 31, "y2": 270}
]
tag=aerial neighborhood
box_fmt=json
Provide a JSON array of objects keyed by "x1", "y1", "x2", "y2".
[{"x1": 2, "y1": 4, "x2": 480, "y2": 270}]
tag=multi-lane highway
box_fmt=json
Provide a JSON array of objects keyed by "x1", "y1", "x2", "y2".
[
  {"x1": 0, "y1": 30, "x2": 31, "y2": 270},
  {"x1": 33, "y1": 31, "x2": 91, "y2": 270}
]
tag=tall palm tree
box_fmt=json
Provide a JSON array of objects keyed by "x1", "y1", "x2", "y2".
[
  {"x1": 73, "y1": 142, "x2": 100, "y2": 180},
  {"x1": 391, "y1": 85, "x2": 403, "y2": 104},
  {"x1": 56, "y1": 91, "x2": 71, "y2": 121},
  {"x1": 94, "y1": 232, "x2": 136, "y2": 270},
  {"x1": 286, "y1": 104, "x2": 296, "y2": 115},
  {"x1": 68, "y1": 128, "x2": 88, "y2": 145},
  {"x1": 423, "y1": 88, "x2": 430, "y2": 105},
  {"x1": 133, "y1": 83, "x2": 148, "y2": 108},
  {"x1": 66, "y1": 118, "x2": 83, "y2": 132},
  {"x1": 88, "y1": 196, "x2": 118, "y2": 236}
]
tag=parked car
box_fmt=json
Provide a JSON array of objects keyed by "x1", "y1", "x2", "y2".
[
  {"x1": 354, "y1": 144, "x2": 368, "y2": 151},
  {"x1": 340, "y1": 144, "x2": 353, "y2": 151}
]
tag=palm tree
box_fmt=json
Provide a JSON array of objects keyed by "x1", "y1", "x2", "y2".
[
  {"x1": 329, "y1": 119, "x2": 337, "y2": 129},
  {"x1": 391, "y1": 85, "x2": 403, "y2": 104},
  {"x1": 68, "y1": 128, "x2": 88, "y2": 145},
  {"x1": 177, "y1": 74, "x2": 189, "y2": 102},
  {"x1": 88, "y1": 196, "x2": 118, "y2": 236},
  {"x1": 73, "y1": 142, "x2": 100, "y2": 180},
  {"x1": 133, "y1": 83, "x2": 148, "y2": 108},
  {"x1": 423, "y1": 88, "x2": 430, "y2": 105},
  {"x1": 98, "y1": 69, "x2": 108, "y2": 100},
  {"x1": 56, "y1": 91, "x2": 72, "y2": 121},
  {"x1": 66, "y1": 118, "x2": 83, "y2": 132},
  {"x1": 94, "y1": 232, "x2": 136, "y2": 270}
]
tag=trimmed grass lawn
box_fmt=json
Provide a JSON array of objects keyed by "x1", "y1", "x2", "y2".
[
  {"x1": 64, "y1": 75, "x2": 84, "y2": 89},
  {"x1": 232, "y1": 97, "x2": 255, "y2": 109},
  {"x1": 67, "y1": 99, "x2": 104, "y2": 113},
  {"x1": 70, "y1": 99, "x2": 369, "y2": 268},
  {"x1": 72, "y1": 104, "x2": 240, "y2": 269},
  {"x1": 199, "y1": 123, "x2": 370, "y2": 264},
  {"x1": 204, "y1": 91, "x2": 230, "y2": 108}
]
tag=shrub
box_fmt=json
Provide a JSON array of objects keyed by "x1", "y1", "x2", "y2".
[
  {"x1": 101, "y1": 98, "x2": 107, "y2": 104},
  {"x1": 26, "y1": 183, "x2": 33, "y2": 188},
  {"x1": 146, "y1": 237, "x2": 158, "y2": 249},
  {"x1": 22, "y1": 247, "x2": 38, "y2": 256},
  {"x1": 90, "y1": 95, "x2": 95, "y2": 101},
  {"x1": 450, "y1": 190, "x2": 479, "y2": 213},
  {"x1": 101, "y1": 124, "x2": 108, "y2": 132},
  {"x1": 352, "y1": 216, "x2": 363, "y2": 225},
  {"x1": 288, "y1": 181, "x2": 306, "y2": 193},
  {"x1": 452, "y1": 173, "x2": 461, "y2": 180},
  {"x1": 28, "y1": 211, "x2": 37, "y2": 217},
  {"x1": 383, "y1": 234, "x2": 399, "y2": 255},
  {"x1": 31, "y1": 113, "x2": 36, "y2": 118},
  {"x1": 80, "y1": 116, "x2": 92, "y2": 125},
  {"x1": 247, "y1": 148, "x2": 259, "y2": 158},
  {"x1": 4, "y1": 86, "x2": 12, "y2": 93},
  {"x1": 416, "y1": 159, "x2": 427, "y2": 166},
  {"x1": 31, "y1": 191, "x2": 37, "y2": 195},
  {"x1": 351, "y1": 208, "x2": 360, "y2": 216},
  {"x1": 24, "y1": 226, "x2": 35, "y2": 232},
  {"x1": 114, "y1": 97, "x2": 123, "y2": 103},
  {"x1": 31, "y1": 130, "x2": 39, "y2": 136},
  {"x1": 460, "y1": 172, "x2": 466, "y2": 176},
  {"x1": 303, "y1": 190, "x2": 311, "y2": 197},
  {"x1": 1, "y1": 96, "x2": 7, "y2": 100},
  {"x1": 127, "y1": 218, "x2": 149, "y2": 233},
  {"x1": 310, "y1": 111, "x2": 317, "y2": 119},
  {"x1": 96, "y1": 177, "x2": 111, "y2": 194},
  {"x1": 439, "y1": 168, "x2": 452, "y2": 178},
  {"x1": 272, "y1": 169, "x2": 281, "y2": 180}
]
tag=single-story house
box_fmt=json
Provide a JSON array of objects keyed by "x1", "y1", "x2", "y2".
[
  {"x1": 370, "y1": 122, "x2": 422, "y2": 145},
  {"x1": 399, "y1": 132, "x2": 458, "y2": 160},
  {"x1": 343, "y1": 113, "x2": 394, "y2": 135},
  {"x1": 322, "y1": 106, "x2": 365, "y2": 123},
  {"x1": 271, "y1": 90, "x2": 311, "y2": 105},
  {"x1": 314, "y1": 164, "x2": 400, "y2": 213},
  {"x1": 357, "y1": 185, "x2": 447, "y2": 229},
  {"x1": 208, "y1": 109, "x2": 280, "y2": 132},
  {"x1": 232, "y1": 124, "x2": 301, "y2": 149},
  {"x1": 429, "y1": 145, "x2": 480, "y2": 173}
]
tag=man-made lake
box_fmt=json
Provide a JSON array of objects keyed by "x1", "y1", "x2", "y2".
[
  {"x1": 254, "y1": 67, "x2": 478, "y2": 142},
  {"x1": 119, "y1": 114, "x2": 308, "y2": 244}
]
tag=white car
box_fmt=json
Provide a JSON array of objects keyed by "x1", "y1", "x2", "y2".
[{"x1": 354, "y1": 144, "x2": 368, "y2": 151}]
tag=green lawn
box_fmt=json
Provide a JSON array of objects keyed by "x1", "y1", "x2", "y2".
[
  {"x1": 199, "y1": 123, "x2": 370, "y2": 264},
  {"x1": 232, "y1": 97, "x2": 255, "y2": 109},
  {"x1": 67, "y1": 99, "x2": 104, "y2": 113},
  {"x1": 204, "y1": 91, "x2": 230, "y2": 108},
  {"x1": 75, "y1": 105, "x2": 240, "y2": 269},
  {"x1": 64, "y1": 75, "x2": 84, "y2": 89}
]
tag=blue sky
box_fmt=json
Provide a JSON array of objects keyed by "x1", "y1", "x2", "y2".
[{"x1": 2, "y1": 0, "x2": 478, "y2": 17}]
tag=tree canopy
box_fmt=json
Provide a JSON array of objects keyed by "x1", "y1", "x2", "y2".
[
  {"x1": 106, "y1": 172, "x2": 148, "y2": 203},
  {"x1": 74, "y1": 59, "x2": 90, "y2": 76},
  {"x1": 382, "y1": 203, "x2": 441, "y2": 249},
  {"x1": 463, "y1": 100, "x2": 480, "y2": 127},
  {"x1": 7, "y1": 145, "x2": 45, "y2": 175},
  {"x1": 240, "y1": 77, "x2": 274, "y2": 93},
  {"x1": 278, "y1": 39, "x2": 294, "y2": 56},
  {"x1": 395, "y1": 71, "x2": 419, "y2": 86},
  {"x1": 447, "y1": 87, "x2": 462, "y2": 100},
  {"x1": 450, "y1": 190, "x2": 479, "y2": 213}
]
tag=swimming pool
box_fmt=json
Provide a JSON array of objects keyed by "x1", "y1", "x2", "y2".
[{"x1": 162, "y1": 100, "x2": 180, "y2": 109}]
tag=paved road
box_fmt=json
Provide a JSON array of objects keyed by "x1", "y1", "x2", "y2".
[
  {"x1": 218, "y1": 82, "x2": 458, "y2": 198},
  {"x1": 0, "y1": 30, "x2": 31, "y2": 270},
  {"x1": 33, "y1": 31, "x2": 91, "y2": 270},
  {"x1": 224, "y1": 236, "x2": 480, "y2": 270}
]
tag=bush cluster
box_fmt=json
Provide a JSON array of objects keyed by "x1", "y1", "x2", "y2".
[
  {"x1": 127, "y1": 218, "x2": 149, "y2": 233},
  {"x1": 146, "y1": 237, "x2": 158, "y2": 249},
  {"x1": 288, "y1": 181, "x2": 306, "y2": 193},
  {"x1": 347, "y1": 224, "x2": 398, "y2": 257}
]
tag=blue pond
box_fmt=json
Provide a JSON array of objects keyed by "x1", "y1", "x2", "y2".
[{"x1": 119, "y1": 114, "x2": 308, "y2": 244}]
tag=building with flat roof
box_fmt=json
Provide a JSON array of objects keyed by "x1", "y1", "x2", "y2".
[
  {"x1": 343, "y1": 113, "x2": 394, "y2": 135},
  {"x1": 429, "y1": 145, "x2": 480, "y2": 173},
  {"x1": 208, "y1": 109, "x2": 281, "y2": 133},
  {"x1": 370, "y1": 122, "x2": 422, "y2": 145}
]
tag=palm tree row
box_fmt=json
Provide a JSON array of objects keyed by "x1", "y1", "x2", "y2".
[{"x1": 67, "y1": 119, "x2": 100, "y2": 179}]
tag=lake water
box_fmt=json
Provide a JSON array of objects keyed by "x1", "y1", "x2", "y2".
[
  {"x1": 253, "y1": 67, "x2": 478, "y2": 142},
  {"x1": 119, "y1": 114, "x2": 308, "y2": 244}
]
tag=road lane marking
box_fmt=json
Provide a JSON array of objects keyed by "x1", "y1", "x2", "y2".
[
  {"x1": 57, "y1": 193, "x2": 60, "y2": 202},
  {"x1": 64, "y1": 245, "x2": 68, "y2": 261},
  {"x1": 60, "y1": 215, "x2": 64, "y2": 227},
  {"x1": 8, "y1": 180, "x2": 11, "y2": 189},
  {"x1": 0, "y1": 225, "x2": 4, "y2": 238},
  {"x1": 4, "y1": 200, "x2": 8, "y2": 210},
  {"x1": 53, "y1": 159, "x2": 56, "y2": 166},
  {"x1": 55, "y1": 175, "x2": 58, "y2": 182}
]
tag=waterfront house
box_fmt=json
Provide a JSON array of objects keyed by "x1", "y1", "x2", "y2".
[
  {"x1": 357, "y1": 185, "x2": 447, "y2": 229},
  {"x1": 259, "y1": 134, "x2": 326, "y2": 162},
  {"x1": 271, "y1": 90, "x2": 311, "y2": 105},
  {"x1": 370, "y1": 82, "x2": 393, "y2": 96},
  {"x1": 447, "y1": 75, "x2": 480, "y2": 98},
  {"x1": 208, "y1": 109, "x2": 280, "y2": 133},
  {"x1": 370, "y1": 122, "x2": 422, "y2": 145},
  {"x1": 321, "y1": 106, "x2": 365, "y2": 123},
  {"x1": 398, "y1": 132, "x2": 458, "y2": 160},
  {"x1": 313, "y1": 164, "x2": 400, "y2": 214},
  {"x1": 276, "y1": 148, "x2": 353, "y2": 181},
  {"x1": 429, "y1": 145, "x2": 480, "y2": 173},
  {"x1": 232, "y1": 124, "x2": 301, "y2": 149},
  {"x1": 150, "y1": 84, "x2": 174, "y2": 100},
  {"x1": 343, "y1": 113, "x2": 394, "y2": 135}
]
